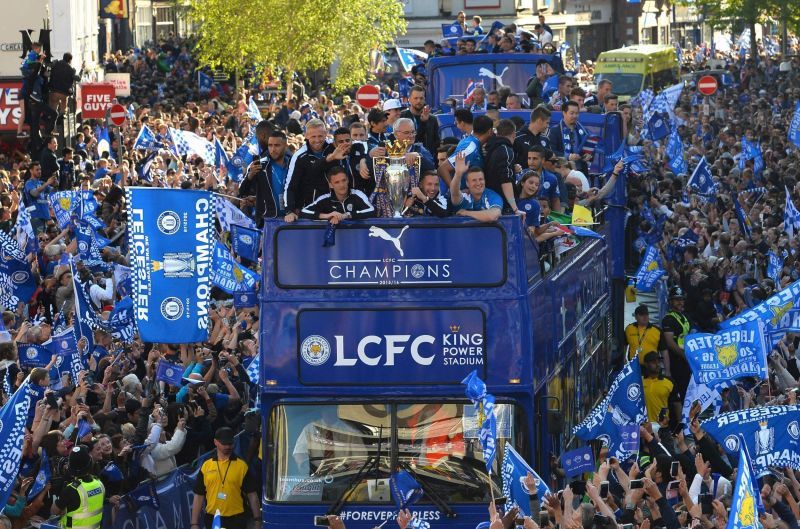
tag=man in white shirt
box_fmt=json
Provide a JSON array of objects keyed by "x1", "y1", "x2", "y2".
[{"x1": 89, "y1": 276, "x2": 114, "y2": 309}]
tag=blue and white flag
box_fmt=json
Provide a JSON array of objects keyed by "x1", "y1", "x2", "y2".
[
  {"x1": 684, "y1": 320, "x2": 768, "y2": 387},
  {"x1": 784, "y1": 187, "x2": 800, "y2": 238},
  {"x1": 686, "y1": 157, "x2": 715, "y2": 196},
  {"x1": 462, "y1": 370, "x2": 497, "y2": 472},
  {"x1": 212, "y1": 242, "x2": 259, "y2": 294},
  {"x1": 245, "y1": 354, "x2": 259, "y2": 385},
  {"x1": 247, "y1": 97, "x2": 262, "y2": 122},
  {"x1": 95, "y1": 126, "x2": 112, "y2": 158},
  {"x1": 215, "y1": 195, "x2": 256, "y2": 232},
  {"x1": 789, "y1": 101, "x2": 800, "y2": 149},
  {"x1": 0, "y1": 230, "x2": 37, "y2": 310},
  {"x1": 133, "y1": 125, "x2": 158, "y2": 152},
  {"x1": 127, "y1": 481, "x2": 160, "y2": 510},
  {"x1": 114, "y1": 264, "x2": 132, "y2": 297},
  {"x1": 396, "y1": 48, "x2": 428, "y2": 73},
  {"x1": 49, "y1": 329, "x2": 84, "y2": 384},
  {"x1": 681, "y1": 378, "x2": 729, "y2": 435},
  {"x1": 75, "y1": 218, "x2": 110, "y2": 264},
  {"x1": 156, "y1": 359, "x2": 184, "y2": 386},
  {"x1": 561, "y1": 446, "x2": 595, "y2": 477},
  {"x1": 573, "y1": 358, "x2": 646, "y2": 460},
  {"x1": 647, "y1": 112, "x2": 670, "y2": 141},
  {"x1": 633, "y1": 245, "x2": 665, "y2": 292},
  {"x1": 197, "y1": 71, "x2": 214, "y2": 93},
  {"x1": 231, "y1": 224, "x2": 261, "y2": 262},
  {"x1": 127, "y1": 188, "x2": 214, "y2": 343},
  {"x1": 767, "y1": 251, "x2": 784, "y2": 284},
  {"x1": 740, "y1": 138, "x2": 764, "y2": 177},
  {"x1": 27, "y1": 450, "x2": 49, "y2": 501},
  {"x1": 390, "y1": 470, "x2": 423, "y2": 510},
  {"x1": 225, "y1": 132, "x2": 259, "y2": 182},
  {"x1": 50, "y1": 190, "x2": 98, "y2": 229},
  {"x1": 214, "y1": 138, "x2": 229, "y2": 169},
  {"x1": 17, "y1": 343, "x2": 51, "y2": 368},
  {"x1": 233, "y1": 290, "x2": 258, "y2": 309},
  {"x1": 721, "y1": 278, "x2": 800, "y2": 337},
  {"x1": 13, "y1": 204, "x2": 35, "y2": 256},
  {"x1": 734, "y1": 195, "x2": 752, "y2": 240},
  {"x1": 211, "y1": 510, "x2": 222, "y2": 529},
  {"x1": 727, "y1": 444, "x2": 763, "y2": 529},
  {"x1": 2, "y1": 370, "x2": 10, "y2": 396},
  {"x1": 169, "y1": 128, "x2": 215, "y2": 165},
  {"x1": 0, "y1": 377, "x2": 45, "y2": 509},
  {"x1": 137, "y1": 152, "x2": 157, "y2": 183},
  {"x1": 502, "y1": 445, "x2": 549, "y2": 514},
  {"x1": 442, "y1": 22, "x2": 463, "y2": 39},
  {"x1": 645, "y1": 83, "x2": 683, "y2": 123},
  {"x1": 629, "y1": 88, "x2": 654, "y2": 111},
  {"x1": 70, "y1": 262, "x2": 102, "y2": 357},
  {"x1": 702, "y1": 405, "x2": 800, "y2": 476},
  {"x1": 106, "y1": 297, "x2": 137, "y2": 343}
]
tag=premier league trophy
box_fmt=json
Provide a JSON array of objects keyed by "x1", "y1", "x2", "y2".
[{"x1": 371, "y1": 140, "x2": 421, "y2": 218}]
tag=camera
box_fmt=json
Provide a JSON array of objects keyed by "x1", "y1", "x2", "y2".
[
  {"x1": 46, "y1": 392, "x2": 59, "y2": 409},
  {"x1": 313, "y1": 516, "x2": 330, "y2": 527}
]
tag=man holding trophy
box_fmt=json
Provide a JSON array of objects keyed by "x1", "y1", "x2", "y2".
[{"x1": 367, "y1": 118, "x2": 435, "y2": 217}]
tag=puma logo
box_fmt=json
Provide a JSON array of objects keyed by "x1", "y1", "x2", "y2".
[
  {"x1": 368, "y1": 226, "x2": 409, "y2": 257},
  {"x1": 478, "y1": 66, "x2": 510, "y2": 87}
]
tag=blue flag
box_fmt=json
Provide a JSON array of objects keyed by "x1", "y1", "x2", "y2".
[
  {"x1": 633, "y1": 245, "x2": 665, "y2": 292},
  {"x1": 71, "y1": 263, "x2": 100, "y2": 357},
  {"x1": 95, "y1": 126, "x2": 112, "y2": 158},
  {"x1": 76, "y1": 419, "x2": 92, "y2": 439},
  {"x1": 225, "y1": 131, "x2": 258, "y2": 182},
  {"x1": 734, "y1": 196, "x2": 752, "y2": 240},
  {"x1": 442, "y1": 22, "x2": 463, "y2": 39},
  {"x1": 198, "y1": 71, "x2": 214, "y2": 93},
  {"x1": 666, "y1": 126, "x2": 687, "y2": 175},
  {"x1": 684, "y1": 320, "x2": 768, "y2": 387},
  {"x1": 133, "y1": 125, "x2": 158, "y2": 152},
  {"x1": 502, "y1": 445, "x2": 550, "y2": 514},
  {"x1": 767, "y1": 251, "x2": 784, "y2": 284},
  {"x1": 686, "y1": 157, "x2": 715, "y2": 197},
  {"x1": 75, "y1": 218, "x2": 110, "y2": 264},
  {"x1": 230, "y1": 224, "x2": 261, "y2": 262},
  {"x1": 727, "y1": 444, "x2": 763, "y2": 529},
  {"x1": 789, "y1": 101, "x2": 800, "y2": 148},
  {"x1": 702, "y1": 405, "x2": 800, "y2": 476},
  {"x1": 127, "y1": 481, "x2": 160, "y2": 511},
  {"x1": 0, "y1": 230, "x2": 37, "y2": 310},
  {"x1": 0, "y1": 377, "x2": 45, "y2": 509},
  {"x1": 211, "y1": 510, "x2": 222, "y2": 529},
  {"x1": 101, "y1": 461, "x2": 124, "y2": 482},
  {"x1": 50, "y1": 190, "x2": 98, "y2": 229},
  {"x1": 247, "y1": 97, "x2": 262, "y2": 122},
  {"x1": 784, "y1": 187, "x2": 800, "y2": 239},
  {"x1": 106, "y1": 297, "x2": 137, "y2": 343},
  {"x1": 212, "y1": 242, "x2": 259, "y2": 294},
  {"x1": 27, "y1": 450, "x2": 50, "y2": 501},
  {"x1": 137, "y1": 152, "x2": 157, "y2": 183},
  {"x1": 114, "y1": 264, "x2": 132, "y2": 298},
  {"x1": 396, "y1": 48, "x2": 428, "y2": 72},
  {"x1": 214, "y1": 138, "x2": 229, "y2": 169},
  {"x1": 647, "y1": 112, "x2": 670, "y2": 141},
  {"x1": 156, "y1": 359, "x2": 184, "y2": 386},
  {"x1": 1, "y1": 370, "x2": 10, "y2": 397},
  {"x1": 561, "y1": 446, "x2": 595, "y2": 477},
  {"x1": 48, "y1": 329, "x2": 84, "y2": 385},
  {"x1": 573, "y1": 358, "x2": 646, "y2": 460},
  {"x1": 17, "y1": 343, "x2": 52, "y2": 368},
  {"x1": 233, "y1": 290, "x2": 258, "y2": 309},
  {"x1": 461, "y1": 370, "x2": 497, "y2": 472},
  {"x1": 721, "y1": 278, "x2": 800, "y2": 337},
  {"x1": 740, "y1": 138, "x2": 764, "y2": 177},
  {"x1": 127, "y1": 188, "x2": 214, "y2": 343},
  {"x1": 390, "y1": 470, "x2": 424, "y2": 510}
]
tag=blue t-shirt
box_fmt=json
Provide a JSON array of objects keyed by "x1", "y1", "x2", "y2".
[
  {"x1": 537, "y1": 171, "x2": 561, "y2": 202},
  {"x1": 455, "y1": 188, "x2": 503, "y2": 211},
  {"x1": 518, "y1": 196, "x2": 541, "y2": 228},
  {"x1": 447, "y1": 135, "x2": 484, "y2": 169},
  {"x1": 270, "y1": 156, "x2": 290, "y2": 212},
  {"x1": 23, "y1": 178, "x2": 52, "y2": 219}
]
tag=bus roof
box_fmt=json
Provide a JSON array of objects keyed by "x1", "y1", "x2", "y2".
[{"x1": 597, "y1": 44, "x2": 675, "y2": 59}]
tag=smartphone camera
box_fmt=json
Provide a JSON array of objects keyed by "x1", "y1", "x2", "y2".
[
  {"x1": 671, "y1": 461, "x2": 679, "y2": 478},
  {"x1": 700, "y1": 493, "x2": 713, "y2": 515},
  {"x1": 630, "y1": 479, "x2": 643, "y2": 490},
  {"x1": 599, "y1": 481, "x2": 609, "y2": 499},
  {"x1": 314, "y1": 516, "x2": 330, "y2": 527}
]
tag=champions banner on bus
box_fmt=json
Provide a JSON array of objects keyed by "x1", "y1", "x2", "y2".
[
  {"x1": 273, "y1": 223, "x2": 506, "y2": 288},
  {"x1": 684, "y1": 320, "x2": 768, "y2": 387},
  {"x1": 296, "y1": 307, "x2": 486, "y2": 385},
  {"x1": 127, "y1": 188, "x2": 214, "y2": 343},
  {"x1": 701, "y1": 405, "x2": 800, "y2": 476}
]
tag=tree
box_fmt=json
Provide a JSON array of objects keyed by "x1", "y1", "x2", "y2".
[{"x1": 188, "y1": 0, "x2": 406, "y2": 95}]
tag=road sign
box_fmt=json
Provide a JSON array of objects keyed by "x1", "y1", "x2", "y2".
[
  {"x1": 355, "y1": 84, "x2": 381, "y2": 109},
  {"x1": 697, "y1": 75, "x2": 718, "y2": 96},
  {"x1": 108, "y1": 103, "x2": 127, "y2": 126}
]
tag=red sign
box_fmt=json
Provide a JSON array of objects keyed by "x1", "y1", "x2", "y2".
[
  {"x1": 355, "y1": 85, "x2": 381, "y2": 109},
  {"x1": 0, "y1": 81, "x2": 24, "y2": 133},
  {"x1": 108, "y1": 103, "x2": 127, "y2": 126},
  {"x1": 697, "y1": 75, "x2": 718, "y2": 96},
  {"x1": 80, "y1": 83, "x2": 116, "y2": 119}
]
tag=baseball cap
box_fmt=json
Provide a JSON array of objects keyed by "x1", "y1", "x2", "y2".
[
  {"x1": 634, "y1": 304, "x2": 649, "y2": 316},
  {"x1": 215, "y1": 427, "x2": 235, "y2": 445},
  {"x1": 383, "y1": 99, "x2": 404, "y2": 111}
]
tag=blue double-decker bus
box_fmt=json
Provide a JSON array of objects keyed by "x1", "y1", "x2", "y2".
[{"x1": 258, "y1": 213, "x2": 621, "y2": 529}]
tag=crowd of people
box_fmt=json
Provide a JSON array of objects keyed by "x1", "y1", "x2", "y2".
[{"x1": 0, "y1": 15, "x2": 799, "y2": 529}]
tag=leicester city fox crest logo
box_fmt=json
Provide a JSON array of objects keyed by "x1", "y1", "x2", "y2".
[
  {"x1": 770, "y1": 301, "x2": 794, "y2": 326},
  {"x1": 716, "y1": 343, "x2": 738, "y2": 368}
]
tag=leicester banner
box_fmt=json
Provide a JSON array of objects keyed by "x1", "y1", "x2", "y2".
[
  {"x1": 502, "y1": 445, "x2": 550, "y2": 514},
  {"x1": 212, "y1": 242, "x2": 259, "y2": 294},
  {"x1": 0, "y1": 230, "x2": 37, "y2": 309},
  {"x1": 230, "y1": 224, "x2": 261, "y2": 262},
  {"x1": 721, "y1": 278, "x2": 800, "y2": 336},
  {"x1": 684, "y1": 320, "x2": 768, "y2": 387},
  {"x1": 702, "y1": 405, "x2": 800, "y2": 476},
  {"x1": 573, "y1": 358, "x2": 646, "y2": 460},
  {"x1": 0, "y1": 377, "x2": 45, "y2": 508},
  {"x1": 127, "y1": 188, "x2": 214, "y2": 343},
  {"x1": 633, "y1": 245, "x2": 664, "y2": 292}
]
